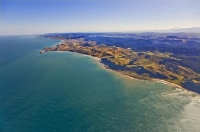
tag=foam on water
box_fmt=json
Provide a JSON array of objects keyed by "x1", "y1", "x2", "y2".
[{"x1": 161, "y1": 89, "x2": 200, "y2": 132}]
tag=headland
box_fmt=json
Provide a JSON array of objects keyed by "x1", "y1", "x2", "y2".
[{"x1": 40, "y1": 33, "x2": 200, "y2": 94}]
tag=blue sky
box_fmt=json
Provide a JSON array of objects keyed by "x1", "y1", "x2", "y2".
[{"x1": 0, "y1": 0, "x2": 200, "y2": 35}]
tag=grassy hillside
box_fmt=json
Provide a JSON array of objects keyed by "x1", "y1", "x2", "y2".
[{"x1": 42, "y1": 38, "x2": 200, "y2": 92}]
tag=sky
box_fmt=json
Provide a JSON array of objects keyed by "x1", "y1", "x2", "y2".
[{"x1": 0, "y1": 0, "x2": 200, "y2": 35}]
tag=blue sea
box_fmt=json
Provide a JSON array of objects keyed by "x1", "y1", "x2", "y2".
[{"x1": 0, "y1": 36, "x2": 199, "y2": 132}]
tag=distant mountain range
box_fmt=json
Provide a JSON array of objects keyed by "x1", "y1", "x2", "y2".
[{"x1": 152, "y1": 27, "x2": 200, "y2": 33}]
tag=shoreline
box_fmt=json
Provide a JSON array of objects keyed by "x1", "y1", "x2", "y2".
[
  {"x1": 41, "y1": 40, "x2": 199, "y2": 95},
  {"x1": 51, "y1": 50, "x2": 184, "y2": 88},
  {"x1": 72, "y1": 51, "x2": 189, "y2": 93},
  {"x1": 88, "y1": 56, "x2": 199, "y2": 96},
  {"x1": 152, "y1": 79, "x2": 183, "y2": 89}
]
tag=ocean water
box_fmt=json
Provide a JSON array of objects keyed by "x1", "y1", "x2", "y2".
[{"x1": 0, "y1": 36, "x2": 199, "y2": 132}]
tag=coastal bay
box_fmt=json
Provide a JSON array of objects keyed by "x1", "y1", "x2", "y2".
[
  {"x1": 41, "y1": 37, "x2": 200, "y2": 94},
  {"x1": 0, "y1": 36, "x2": 200, "y2": 132}
]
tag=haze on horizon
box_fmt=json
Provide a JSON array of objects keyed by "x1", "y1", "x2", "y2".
[{"x1": 0, "y1": 0, "x2": 200, "y2": 35}]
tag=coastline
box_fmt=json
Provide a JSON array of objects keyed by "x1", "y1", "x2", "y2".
[
  {"x1": 152, "y1": 79, "x2": 183, "y2": 89},
  {"x1": 51, "y1": 50, "x2": 184, "y2": 88},
  {"x1": 65, "y1": 50, "x2": 185, "y2": 89},
  {"x1": 40, "y1": 41, "x2": 199, "y2": 95},
  {"x1": 89, "y1": 55, "x2": 199, "y2": 96}
]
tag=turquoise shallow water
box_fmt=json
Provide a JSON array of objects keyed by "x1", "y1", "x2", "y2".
[{"x1": 0, "y1": 36, "x2": 199, "y2": 132}]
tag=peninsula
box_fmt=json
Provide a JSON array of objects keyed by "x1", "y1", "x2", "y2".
[{"x1": 41, "y1": 33, "x2": 200, "y2": 94}]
